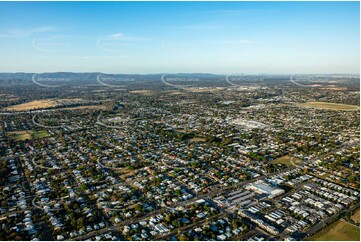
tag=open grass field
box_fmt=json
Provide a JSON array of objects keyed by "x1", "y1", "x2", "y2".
[
  {"x1": 32, "y1": 130, "x2": 50, "y2": 139},
  {"x1": 297, "y1": 102, "x2": 359, "y2": 111},
  {"x1": 186, "y1": 87, "x2": 225, "y2": 93},
  {"x1": 7, "y1": 131, "x2": 32, "y2": 141},
  {"x1": 59, "y1": 105, "x2": 107, "y2": 110},
  {"x1": 7, "y1": 130, "x2": 50, "y2": 141},
  {"x1": 351, "y1": 209, "x2": 360, "y2": 223},
  {"x1": 308, "y1": 220, "x2": 360, "y2": 241},
  {"x1": 189, "y1": 137, "x2": 206, "y2": 142},
  {"x1": 5, "y1": 99, "x2": 56, "y2": 111},
  {"x1": 129, "y1": 90, "x2": 153, "y2": 94},
  {"x1": 322, "y1": 86, "x2": 348, "y2": 91},
  {"x1": 4, "y1": 98, "x2": 93, "y2": 111},
  {"x1": 270, "y1": 155, "x2": 301, "y2": 167},
  {"x1": 168, "y1": 91, "x2": 184, "y2": 95}
]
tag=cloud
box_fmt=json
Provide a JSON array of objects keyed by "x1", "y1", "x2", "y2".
[
  {"x1": 0, "y1": 26, "x2": 57, "y2": 38},
  {"x1": 186, "y1": 9, "x2": 261, "y2": 17},
  {"x1": 109, "y1": 33, "x2": 124, "y2": 38},
  {"x1": 105, "y1": 32, "x2": 147, "y2": 41},
  {"x1": 97, "y1": 33, "x2": 149, "y2": 52},
  {"x1": 174, "y1": 24, "x2": 223, "y2": 30},
  {"x1": 32, "y1": 36, "x2": 70, "y2": 52}
]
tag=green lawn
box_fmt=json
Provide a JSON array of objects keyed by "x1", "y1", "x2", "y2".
[{"x1": 33, "y1": 130, "x2": 50, "y2": 139}]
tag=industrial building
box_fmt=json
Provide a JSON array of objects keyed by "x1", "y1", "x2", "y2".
[{"x1": 246, "y1": 181, "x2": 285, "y2": 198}]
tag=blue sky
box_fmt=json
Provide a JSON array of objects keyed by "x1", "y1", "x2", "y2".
[{"x1": 0, "y1": 1, "x2": 359, "y2": 74}]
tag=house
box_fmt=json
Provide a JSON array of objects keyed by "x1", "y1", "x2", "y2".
[
  {"x1": 154, "y1": 223, "x2": 168, "y2": 233},
  {"x1": 217, "y1": 234, "x2": 227, "y2": 241},
  {"x1": 56, "y1": 235, "x2": 64, "y2": 240},
  {"x1": 181, "y1": 218, "x2": 190, "y2": 224},
  {"x1": 197, "y1": 213, "x2": 206, "y2": 219}
]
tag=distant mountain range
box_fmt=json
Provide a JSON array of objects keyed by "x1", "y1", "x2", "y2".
[
  {"x1": 0, "y1": 72, "x2": 228, "y2": 82},
  {"x1": 0, "y1": 72, "x2": 358, "y2": 82}
]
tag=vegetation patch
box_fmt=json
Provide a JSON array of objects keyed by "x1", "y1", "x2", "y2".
[
  {"x1": 7, "y1": 130, "x2": 49, "y2": 141},
  {"x1": 59, "y1": 105, "x2": 107, "y2": 110},
  {"x1": 351, "y1": 209, "x2": 360, "y2": 224},
  {"x1": 5, "y1": 99, "x2": 57, "y2": 111},
  {"x1": 129, "y1": 90, "x2": 153, "y2": 94},
  {"x1": 308, "y1": 220, "x2": 360, "y2": 241},
  {"x1": 7, "y1": 131, "x2": 32, "y2": 141},
  {"x1": 297, "y1": 102, "x2": 359, "y2": 111},
  {"x1": 33, "y1": 130, "x2": 50, "y2": 139},
  {"x1": 270, "y1": 155, "x2": 301, "y2": 167},
  {"x1": 189, "y1": 136, "x2": 207, "y2": 142}
]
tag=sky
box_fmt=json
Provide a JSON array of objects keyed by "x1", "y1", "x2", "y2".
[{"x1": 0, "y1": 1, "x2": 359, "y2": 74}]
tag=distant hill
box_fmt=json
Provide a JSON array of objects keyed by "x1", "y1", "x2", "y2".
[
  {"x1": 0, "y1": 72, "x2": 358, "y2": 85},
  {"x1": 0, "y1": 72, "x2": 226, "y2": 82}
]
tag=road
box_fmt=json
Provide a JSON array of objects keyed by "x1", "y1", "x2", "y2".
[{"x1": 155, "y1": 213, "x2": 225, "y2": 240}]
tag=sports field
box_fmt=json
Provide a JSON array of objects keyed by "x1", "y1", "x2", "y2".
[{"x1": 308, "y1": 220, "x2": 360, "y2": 241}]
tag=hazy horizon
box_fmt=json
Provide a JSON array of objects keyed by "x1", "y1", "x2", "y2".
[{"x1": 0, "y1": 71, "x2": 359, "y2": 76}]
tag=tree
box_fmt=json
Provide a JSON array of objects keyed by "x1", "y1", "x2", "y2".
[
  {"x1": 134, "y1": 204, "x2": 142, "y2": 211},
  {"x1": 232, "y1": 220, "x2": 240, "y2": 229},
  {"x1": 165, "y1": 214, "x2": 172, "y2": 223},
  {"x1": 179, "y1": 235, "x2": 189, "y2": 241}
]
